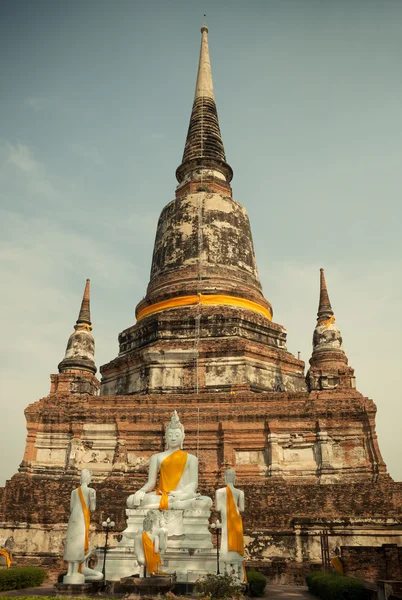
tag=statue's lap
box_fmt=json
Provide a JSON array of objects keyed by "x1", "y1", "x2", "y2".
[{"x1": 132, "y1": 492, "x2": 212, "y2": 510}]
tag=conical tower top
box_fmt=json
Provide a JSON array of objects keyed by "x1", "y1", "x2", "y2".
[
  {"x1": 194, "y1": 22, "x2": 214, "y2": 101},
  {"x1": 75, "y1": 278, "x2": 92, "y2": 330},
  {"x1": 176, "y1": 24, "x2": 233, "y2": 190},
  {"x1": 58, "y1": 279, "x2": 96, "y2": 375},
  {"x1": 317, "y1": 268, "x2": 334, "y2": 325}
]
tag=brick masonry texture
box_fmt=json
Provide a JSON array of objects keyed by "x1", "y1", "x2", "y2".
[
  {"x1": 1, "y1": 379, "x2": 401, "y2": 582},
  {"x1": 341, "y1": 545, "x2": 402, "y2": 581}
]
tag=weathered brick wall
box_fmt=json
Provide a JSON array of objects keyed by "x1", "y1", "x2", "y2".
[
  {"x1": 1, "y1": 386, "x2": 401, "y2": 581},
  {"x1": 341, "y1": 544, "x2": 402, "y2": 581},
  {"x1": 243, "y1": 481, "x2": 402, "y2": 530},
  {"x1": 0, "y1": 487, "x2": 4, "y2": 520},
  {"x1": 1, "y1": 474, "x2": 401, "y2": 531},
  {"x1": 247, "y1": 560, "x2": 322, "y2": 585},
  {"x1": 1, "y1": 475, "x2": 402, "y2": 581},
  {"x1": 18, "y1": 387, "x2": 389, "y2": 484}
]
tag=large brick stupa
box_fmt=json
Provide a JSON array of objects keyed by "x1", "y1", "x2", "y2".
[{"x1": 0, "y1": 25, "x2": 401, "y2": 582}]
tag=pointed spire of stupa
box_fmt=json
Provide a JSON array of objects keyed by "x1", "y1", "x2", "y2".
[
  {"x1": 307, "y1": 269, "x2": 355, "y2": 391},
  {"x1": 194, "y1": 20, "x2": 215, "y2": 101},
  {"x1": 176, "y1": 23, "x2": 233, "y2": 190},
  {"x1": 317, "y1": 268, "x2": 334, "y2": 325},
  {"x1": 76, "y1": 278, "x2": 91, "y2": 329},
  {"x1": 58, "y1": 279, "x2": 96, "y2": 374}
]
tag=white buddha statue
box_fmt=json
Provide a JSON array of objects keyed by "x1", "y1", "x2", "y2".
[
  {"x1": 63, "y1": 469, "x2": 102, "y2": 584},
  {"x1": 134, "y1": 513, "x2": 163, "y2": 577},
  {"x1": 127, "y1": 411, "x2": 212, "y2": 511},
  {"x1": 215, "y1": 468, "x2": 246, "y2": 580}
]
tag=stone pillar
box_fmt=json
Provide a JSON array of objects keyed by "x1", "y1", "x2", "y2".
[
  {"x1": 221, "y1": 422, "x2": 235, "y2": 469},
  {"x1": 294, "y1": 524, "x2": 303, "y2": 563},
  {"x1": 21, "y1": 427, "x2": 38, "y2": 467},
  {"x1": 317, "y1": 431, "x2": 334, "y2": 473},
  {"x1": 268, "y1": 433, "x2": 281, "y2": 476}
]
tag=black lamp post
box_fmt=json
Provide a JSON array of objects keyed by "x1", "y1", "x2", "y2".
[
  {"x1": 210, "y1": 519, "x2": 222, "y2": 575},
  {"x1": 101, "y1": 517, "x2": 115, "y2": 582}
]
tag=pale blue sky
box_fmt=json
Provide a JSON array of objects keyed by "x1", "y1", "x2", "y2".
[{"x1": 1, "y1": 0, "x2": 402, "y2": 484}]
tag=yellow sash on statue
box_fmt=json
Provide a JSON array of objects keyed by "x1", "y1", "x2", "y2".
[
  {"x1": 77, "y1": 487, "x2": 90, "y2": 574},
  {"x1": 156, "y1": 450, "x2": 188, "y2": 510},
  {"x1": 226, "y1": 486, "x2": 244, "y2": 555},
  {"x1": 142, "y1": 532, "x2": 161, "y2": 575},
  {"x1": 331, "y1": 556, "x2": 343, "y2": 574},
  {"x1": 0, "y1": 548, "x2": 11, "y2": 568}
]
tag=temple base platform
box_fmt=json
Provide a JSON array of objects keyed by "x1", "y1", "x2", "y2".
[{"x1": 96, "y1": 507, "x2": 217, "y2": 583}]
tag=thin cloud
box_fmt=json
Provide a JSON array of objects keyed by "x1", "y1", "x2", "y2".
[
  {"x1": 23, "y1": 96, "x2": 54, "y2": 111},
  {"x1": 1, "y1": 141, "x2": 61, "y2": 202},
  {"x1": 5, "y1": 142, "x2": 41, "y2": 173},
  {"x1": 71, "y1": 143, "x2": 105, "y2": 166},
  {"x1": 117, "y1": 211, "x2": 159, "y2": 236}
]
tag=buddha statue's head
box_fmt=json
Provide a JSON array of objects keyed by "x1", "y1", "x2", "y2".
[
  {"x1": 224, "y1": 468, "x2": 236, "y2": 485},
  {"x1": 165, "y1": 410, "x2": 185, "y2": 450},
  {"x1": 80, "y1": 468, "x2": 92, "y2": 485},
  {"x1": 143, "y1": 513, "x2": 153, "y2": 532}
]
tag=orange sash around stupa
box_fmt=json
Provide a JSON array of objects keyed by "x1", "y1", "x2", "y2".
[
  {"x1": 156, "y1": 449, "x2": 188, "y2": 510},
  {"x1": 226, "y1": 486, "x2": 244, "y2": 555},
  {"x1": 142, "y1": 532, "x2": 162, "y2": 575},
  {"x1": 77, "y1": 487, "x2": 90, "y2": 574}
]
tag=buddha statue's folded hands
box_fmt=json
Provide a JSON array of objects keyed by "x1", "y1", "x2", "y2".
[{"x1": 128, "y1": 488, "x2": 147, "y2": 507}]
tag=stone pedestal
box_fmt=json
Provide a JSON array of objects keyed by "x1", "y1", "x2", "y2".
[
  {"x1": 96, "y1": 507, "x2": 216, "y2": 582},
  {"x1": 121, "y1": 507, "x2": 212, "y2": 548},
  {"x1": 220, "y1": 553, "x2": 244, "y2": 581},
  {"x1": 54, "y1": 582, "x2": 93, "y2": 596},
  {"x1": 121, "y1": 573, "x2": 176, "y2": 596}
]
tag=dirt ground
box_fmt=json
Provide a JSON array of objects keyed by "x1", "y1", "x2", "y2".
[{"x1": 0, "y1": 582, "x2": 317, "y2": 599}]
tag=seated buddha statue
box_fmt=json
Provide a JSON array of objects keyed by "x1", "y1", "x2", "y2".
[{"x1": 127, "y1": 411, "x2": 212, "y2": 511}]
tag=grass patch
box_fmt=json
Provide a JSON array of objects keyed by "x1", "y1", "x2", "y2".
[{"x1": 0, "y1": 567, "x2": 46, "y2": 592}]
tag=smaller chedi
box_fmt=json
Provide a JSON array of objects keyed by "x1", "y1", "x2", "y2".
[
  {"x1": 216, "y1": 468, "x2": 246, "y2": 580},
  {"x1": 306, "y1": 268, "x2": 355, "y2": 391},
  {"x1": 58, "y1": 279, "x2": 96, "y2": 376},
  {"x1": 63, "y1": 469, "x2": 102, "y2": 584}
]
